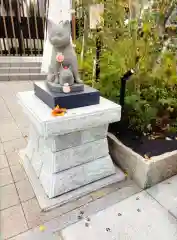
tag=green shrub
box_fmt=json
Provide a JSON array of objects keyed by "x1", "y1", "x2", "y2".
[{"x1": 76, "y1": 0, "x2": 177, "y2": 134}]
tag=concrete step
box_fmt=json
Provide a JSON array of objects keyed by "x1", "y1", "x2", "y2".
[
  {"x1": 0, "y1": 73, "x2": 46, "y2": 81},
  {"x1": 0, "y1": 67, "x2": 41, "y2": 74},
  {"x1": 0, "y1": 62, "x2": 42, "y2": 68},
  {"x1": 0, "y1": 56, "x2": 42, "y2": 68}
]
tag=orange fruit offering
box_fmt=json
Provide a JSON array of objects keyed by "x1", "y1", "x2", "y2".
[{"x1": 51, "y1": 105, "x2": 67, "y2": 116}]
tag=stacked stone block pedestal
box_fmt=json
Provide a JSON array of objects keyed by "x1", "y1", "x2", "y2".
[
  {"x1": 26, "y1": 124, "x2": 116, "y2": 198},
  {"x1": 17, "y1": 87, "x2": 125, "y2": 210}
]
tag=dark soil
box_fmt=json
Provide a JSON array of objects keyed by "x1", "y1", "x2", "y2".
[{"x1": 109, "y1": 122, "x2": 177, "y2": 158}]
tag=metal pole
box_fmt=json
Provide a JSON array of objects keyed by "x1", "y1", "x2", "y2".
[
  {"x1": 1, "y1": 0, "x2": 11, "y2": 55},
  {"x1": 16, "y1": 0, "x2": 25, "y2": 55},
  {"x1": 95, "y1": 28, "x2": 101, "y2": 82},
  {"x1": 71, "y1": 0, "x2": 76, "y2": 41},
  {"x1": 9, "y1": 0, "x2": 18, "y2": 55},
  {"x1": 119, "y1": 69, "x2": 135, "y2": 112},
  {"x1": 23, "y1": 0, "x2": 33, "y2": 55}
]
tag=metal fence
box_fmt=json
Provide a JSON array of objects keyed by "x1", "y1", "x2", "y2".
[
  {"x1": 0, "y1": 0, "x2": 85, "y2": 56},
  {"x1": 0, "y1": 0, "x2": 49, "y2": 56}
]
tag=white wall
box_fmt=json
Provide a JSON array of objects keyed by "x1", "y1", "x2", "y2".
[{"x1": 41, "y1": 0, "x2": 72, "y2": 73}]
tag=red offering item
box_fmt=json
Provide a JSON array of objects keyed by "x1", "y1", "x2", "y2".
[
  {"x1": 51, "y1": 105, "x2": 67, "y2": 116},
  {"x1": 54, "y1": 108, "x2": 63, "y2": 113},
  {"x1": 56, "y1": 54, "x2": 64, "y2": 63}
]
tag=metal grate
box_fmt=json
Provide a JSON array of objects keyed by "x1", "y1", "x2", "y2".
[
  {"x1": 0, "y1": 0, "x2": 48, "y2": 56},
  {"x1": 0, "y1": 0, "x2": 84, "y2": 56}
]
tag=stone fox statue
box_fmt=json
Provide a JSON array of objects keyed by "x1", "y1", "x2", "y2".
[{"x1": 46, "y1": 19, "x2": 82, "y2": 85}]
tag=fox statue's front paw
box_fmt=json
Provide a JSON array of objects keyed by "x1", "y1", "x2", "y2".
[
  {"x1": 47, "y1": 74, "x2": 55, "y2": 83},
  {"x1": 54, "y1": 76, "x2": 60, "y2": 84}
]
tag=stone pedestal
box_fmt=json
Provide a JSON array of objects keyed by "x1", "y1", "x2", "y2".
[{"x1": 17, "y1": 86, "x2": 125, "y2": 210}]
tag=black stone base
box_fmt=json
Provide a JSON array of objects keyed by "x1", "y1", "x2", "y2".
[{"x1": 34, "y1": 81, "x2": 100, "y2": 109}]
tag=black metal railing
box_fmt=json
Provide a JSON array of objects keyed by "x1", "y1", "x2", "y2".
[
  {"x1": 0, "y1": 0, "x2": 84, "y2": 56},
  {"x1": 0, "y1": 0, "x2": 48, "y2": 55}
]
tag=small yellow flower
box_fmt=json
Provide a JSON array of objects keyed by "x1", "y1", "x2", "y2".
[
  {"x1": 39, "y1": 225, "x2": 46, "y2": 232},
  {"x1": 92, "y1": 190, "x2": 106, "y2": 199}
]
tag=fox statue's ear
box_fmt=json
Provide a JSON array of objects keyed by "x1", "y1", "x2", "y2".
[
  {"x1": 47, "y1": 19, "x2": 53, "y2": 29},
  {"x1": 47, "y1": 19, "x2": 58, "y2": 34},
  {"x1": 63, "y1": 20, "x2": 70, "y2": 27}
]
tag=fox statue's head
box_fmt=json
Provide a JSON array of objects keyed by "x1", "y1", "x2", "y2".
[{"x1": 48, "y1": 20, "x2": 71, "y2": 48}]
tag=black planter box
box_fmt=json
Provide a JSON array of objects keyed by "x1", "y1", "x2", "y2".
[{"x1": 34, "y1": 81, "x2": 100, "y2": 109}]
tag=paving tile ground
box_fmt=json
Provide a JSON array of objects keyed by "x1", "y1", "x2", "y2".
[
  {"x1": 0, "y1": 167, "x2": 13, "y2": 187},
  {"x1": 0, "y1": 81, "x2": 177, "y2": 240},
  {"x1": 59, "y1": 191, "x2": 177, "y2": 240},
  {"x1": 0, "y1": 184, "x2": 20, "y2": 210},
  {"x1": 1, "y1": 205, "x2": 28, "y2": 239},
  {"x1": 0, "y1": 154, "x2": 8, "y2": 169}
]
